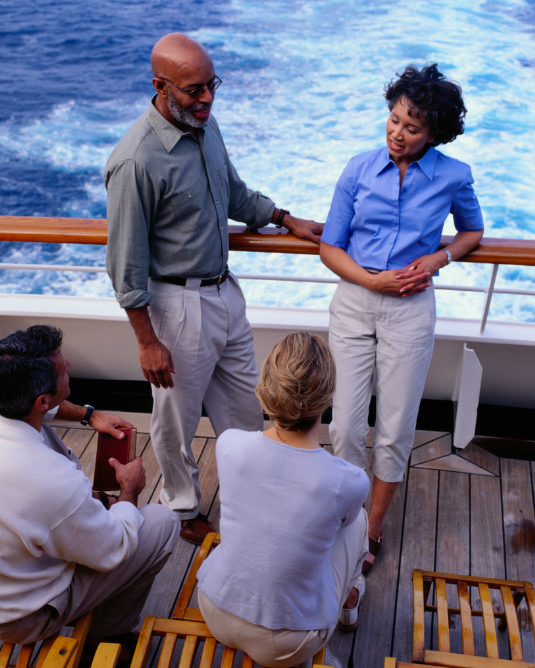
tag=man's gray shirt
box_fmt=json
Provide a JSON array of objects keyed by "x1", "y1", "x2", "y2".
[{"x1": 105, "y1": 97, "x2": 275, "y2": 310}]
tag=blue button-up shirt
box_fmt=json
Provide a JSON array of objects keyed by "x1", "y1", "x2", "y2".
[{"x1": 322, "y1": 146, "x2": 484, "y2": 270}]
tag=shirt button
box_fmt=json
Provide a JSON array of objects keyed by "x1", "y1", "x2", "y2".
[
  {"x1": 402, "y1": 187, "x2": 407, "y2": 192},
  {"x1": 216, "y1": 200, "x2": 219, "y2": 203}
]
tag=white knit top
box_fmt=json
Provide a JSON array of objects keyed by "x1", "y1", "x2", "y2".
[{"x1": 197, "y1": 429, "x2": 369, "y2": 630}]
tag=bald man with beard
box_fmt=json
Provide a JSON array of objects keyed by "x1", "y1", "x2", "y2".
[{"x1": 105, "y1": 33, "x2": 323, "y2": 545}]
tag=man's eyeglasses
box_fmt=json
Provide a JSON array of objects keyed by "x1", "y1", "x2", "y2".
[{"x1": 162, "y1": 75, "x2": 222, "y2": 99}]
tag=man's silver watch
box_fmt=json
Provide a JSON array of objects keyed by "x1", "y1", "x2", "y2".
[{"x1": 443, "y1": 249, "x2": 453, "y2": 265}]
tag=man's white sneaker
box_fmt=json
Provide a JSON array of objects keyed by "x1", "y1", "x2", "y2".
[{"x1": 338, "y1": 574, "x2": 365, "y2": 633}]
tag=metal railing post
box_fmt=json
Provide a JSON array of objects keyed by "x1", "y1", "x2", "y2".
[{"x1": 480, "y1": 264, "x2": 499, "y2": 334}]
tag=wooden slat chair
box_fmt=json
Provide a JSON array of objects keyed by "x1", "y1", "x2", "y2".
[
  {"x1": 412, "y1": 570, "x2": 535, "y2": 667},
  {"x1": 388, "y1": 656, "x2": 535, "y2": 668},
  {"x1": 37, "y1": 639, "x2": 123, "y2": 668},
  {"x1": 131, "y1": 616, "x2": 330, "y2": 668},
  {"x1": 0, "y1": 612, "x2": 93, "y2": 668},
  {"x1": 130, "y1": 532, "x2": 330, "y2": 668},
  {"x1": 385, "y1": 659, "x2": 434, "y2": 668},
  {"x1": 172, "y1": 532, "x2": 221, "y2": 622}
]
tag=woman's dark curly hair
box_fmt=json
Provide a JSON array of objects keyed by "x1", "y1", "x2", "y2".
[{"x1": 384, "y1": 63, "x2": 466, "y2": 146}]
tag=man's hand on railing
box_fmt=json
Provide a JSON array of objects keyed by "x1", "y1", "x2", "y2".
[{"x1": 280, "y1": 214, "x2": 324, "y2": 245}]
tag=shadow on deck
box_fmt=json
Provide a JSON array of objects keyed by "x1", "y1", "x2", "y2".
[{"x1": 7, "y1": 414, "x2": 535, "y2": 668}]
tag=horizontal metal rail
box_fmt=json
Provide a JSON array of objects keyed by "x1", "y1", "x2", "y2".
[
  {"x1": 2, "y1": 263, "x2": 535, "y2": 296},
  {"x1": 0, "y1": 263, "x2": 108, "y2": 273}
]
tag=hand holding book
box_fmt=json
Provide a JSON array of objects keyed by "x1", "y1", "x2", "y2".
[{"x1": 93, "y1": 427, "x2": 138, "y2": 491}]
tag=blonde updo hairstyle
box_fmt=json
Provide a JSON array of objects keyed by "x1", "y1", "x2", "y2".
[{"x1": 256, "y1": 332, "x2": 336, "y2": 431}]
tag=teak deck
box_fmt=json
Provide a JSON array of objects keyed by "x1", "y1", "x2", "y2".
[{"x1": 4, "y1": 415, "x2": 535, "y2": 668}]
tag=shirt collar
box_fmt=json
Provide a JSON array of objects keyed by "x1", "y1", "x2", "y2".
[
  {"x1": 0, "y1": 414, "x2": 44, "y2": 443},
  {"x1": 374, "y1": 144, "x2": 438, "y2": 180},
  {"x1": 146, "y1": 95, "x2": 202, "y2": 153}
]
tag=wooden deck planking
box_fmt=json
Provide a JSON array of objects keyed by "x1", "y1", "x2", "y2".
[
  {"x1": 470, "y1": 474, "x2": 509, "y2": 659},
  {"x1": 501, "y1": 458, "x2": 535, "y2": 662},
  {"x1": 60, "y1": 427, "x2": 96, "y2": 457},
  {"x1": 136, "y1": 433, "x2": 163, "y2": 507},
  {"x1": 355, "y1": 469, "x2": 409, "y2": 668},
  {"x1": 458, "y1": 442, "x2": 500, "y2": 476},
  {"x1": 139, "y1": 437, "x2": 220, "y2": 623},
  {"x1": 432, "y1": 471, "x2": 471, "y2": 655},
  {"x1": 410, "y1": 435, "x2": 452, "y2": 466},
  {"x1": 392, "y1": 467, "x2": 439, "y2": 663},
  {"x1": 3, "y1": 418, "x2": 535, "y2": 668}
]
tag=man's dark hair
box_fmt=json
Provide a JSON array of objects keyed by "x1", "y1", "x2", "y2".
[
  {"x1": 0, "y1": 325, "x2": 64, "y2": 419},
  {"x1": 384, "y1": 63, "x2": 467, "y2": 146}
]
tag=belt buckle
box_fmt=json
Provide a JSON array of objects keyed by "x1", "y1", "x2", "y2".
[{"x1": 217, "y1": 269, "x2": 227, "y2": 285}]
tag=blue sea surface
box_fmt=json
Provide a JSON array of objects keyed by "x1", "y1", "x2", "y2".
[{"x1": 1, "y1": 0, "x2": 535, "y2": 320}]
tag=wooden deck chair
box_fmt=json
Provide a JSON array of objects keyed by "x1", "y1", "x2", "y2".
[
  {"x1": 172, "y1": 532, "x2": 220, "y2": 622},
  {"x1": 386, "y1": 657, "x2": 535, "y2": 668},
  {"x1": 40, "y1": 639, "x2": 123, "y2": 668},
  {"x1": 412, "y1": 570, "x2": 535, "y2": 666},
  {"x1": 385, "y1": 660, "x2": 434, "y2": 668},
  {"x1": 143, "y1": 532, "x2": 329, "y2": 668},
  {"x1": 131, "y1": 616, "x2": 330, "y2": 668},
  {"x1": 0, "y1": 612, "x2": 92, "y2": 668}
]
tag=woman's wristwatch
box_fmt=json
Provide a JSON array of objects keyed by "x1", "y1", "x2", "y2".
[{"x1": 443, "y1": 249, "x2": 453, "y2": 265}]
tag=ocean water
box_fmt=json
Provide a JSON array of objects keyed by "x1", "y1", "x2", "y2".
[{"x1": 1, "y1": 0, "x2": 535, "y2": 321}]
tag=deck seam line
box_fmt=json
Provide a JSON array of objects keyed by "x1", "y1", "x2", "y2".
[
  {"x1": 499, "y1": 457, "x2": 507, "y2": 580},
  {"x1": 469, "y1": 473, "x2": 472, "y2": 577},
  {"x1": 410, "y1": 432, "x2": 451, "y2": 452},
  {"x1": 389, "y1": 462, "x2": 411, "y2": 657},
  {"x1": 411, "y1": 449, "x2": 496, "y2": 475},
  {"x1": 430, "y1": 469, "x2": 441, "y2": 652},
  {"x1": 457, "y1": 451, "x2": 496, "y2": 476},
  {"x1": 531, "y1": 460, "x2": 535, "y2": 524}
]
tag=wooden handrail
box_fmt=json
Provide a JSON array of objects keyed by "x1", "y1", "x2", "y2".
[{"x1": 1, "y1": 216, "x2": 535, "y2": 266}]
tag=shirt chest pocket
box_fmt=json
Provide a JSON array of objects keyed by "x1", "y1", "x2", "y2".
[
  {"x1": 217, "y1": 161, "x2": 230, "y2": 208},
  {"x1": 168, "y1": 179, "x2": 207, "y2": 234}
]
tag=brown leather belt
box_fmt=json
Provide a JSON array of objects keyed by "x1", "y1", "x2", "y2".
[{"x1": 157, "y1": 267, "x2": 229, "y2": 287}]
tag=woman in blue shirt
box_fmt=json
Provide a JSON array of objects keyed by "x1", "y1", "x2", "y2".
[{"x1": 320, "y1": 64, "x2": 484, "y2": 574}]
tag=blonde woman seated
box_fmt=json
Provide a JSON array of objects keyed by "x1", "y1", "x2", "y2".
[{"x1": 197, "y1": 332, "x2": 370, "y2": 668}]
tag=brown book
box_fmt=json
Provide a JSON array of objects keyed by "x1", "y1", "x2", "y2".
[{"x1": 93, "y1": 427, "x2": 137, "y2": 491}]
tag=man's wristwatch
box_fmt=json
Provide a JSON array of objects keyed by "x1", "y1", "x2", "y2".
[
  {"x1": 81, "y1": 404, "x2": 95, "y2": 426},
  {"x1": 274, "y1": 209, "x2": 290, "y2": 228},
  {"x1": 443, "y1": 249, "x2": 453, "y2": 265}
]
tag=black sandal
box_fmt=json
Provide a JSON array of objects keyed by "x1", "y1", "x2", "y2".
[{"x1": 362, "y1": 533, "x2": 382, "y2": 575}]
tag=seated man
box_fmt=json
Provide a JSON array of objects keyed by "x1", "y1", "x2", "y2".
[{"x1": 0, "y1": 325, "x2": 179, "y2": 653}]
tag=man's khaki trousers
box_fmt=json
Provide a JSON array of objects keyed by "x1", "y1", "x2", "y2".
[{"x1": 148, "y1": 273, "x2": 263, "y2": 517}]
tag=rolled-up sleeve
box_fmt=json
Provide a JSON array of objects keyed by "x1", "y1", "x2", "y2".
[
  {"x1": 321, "y1": 159, "x2": 356, "y2": 248},
  {"x1": 43, "y1": 492, "x2": 144, "y2": 572},
  {"x1": 451, "y1": 167, "x2": 484, "y2": 231},
  {"x1": 105, "y1": 159, "x2": 160, "y2": 309}
]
